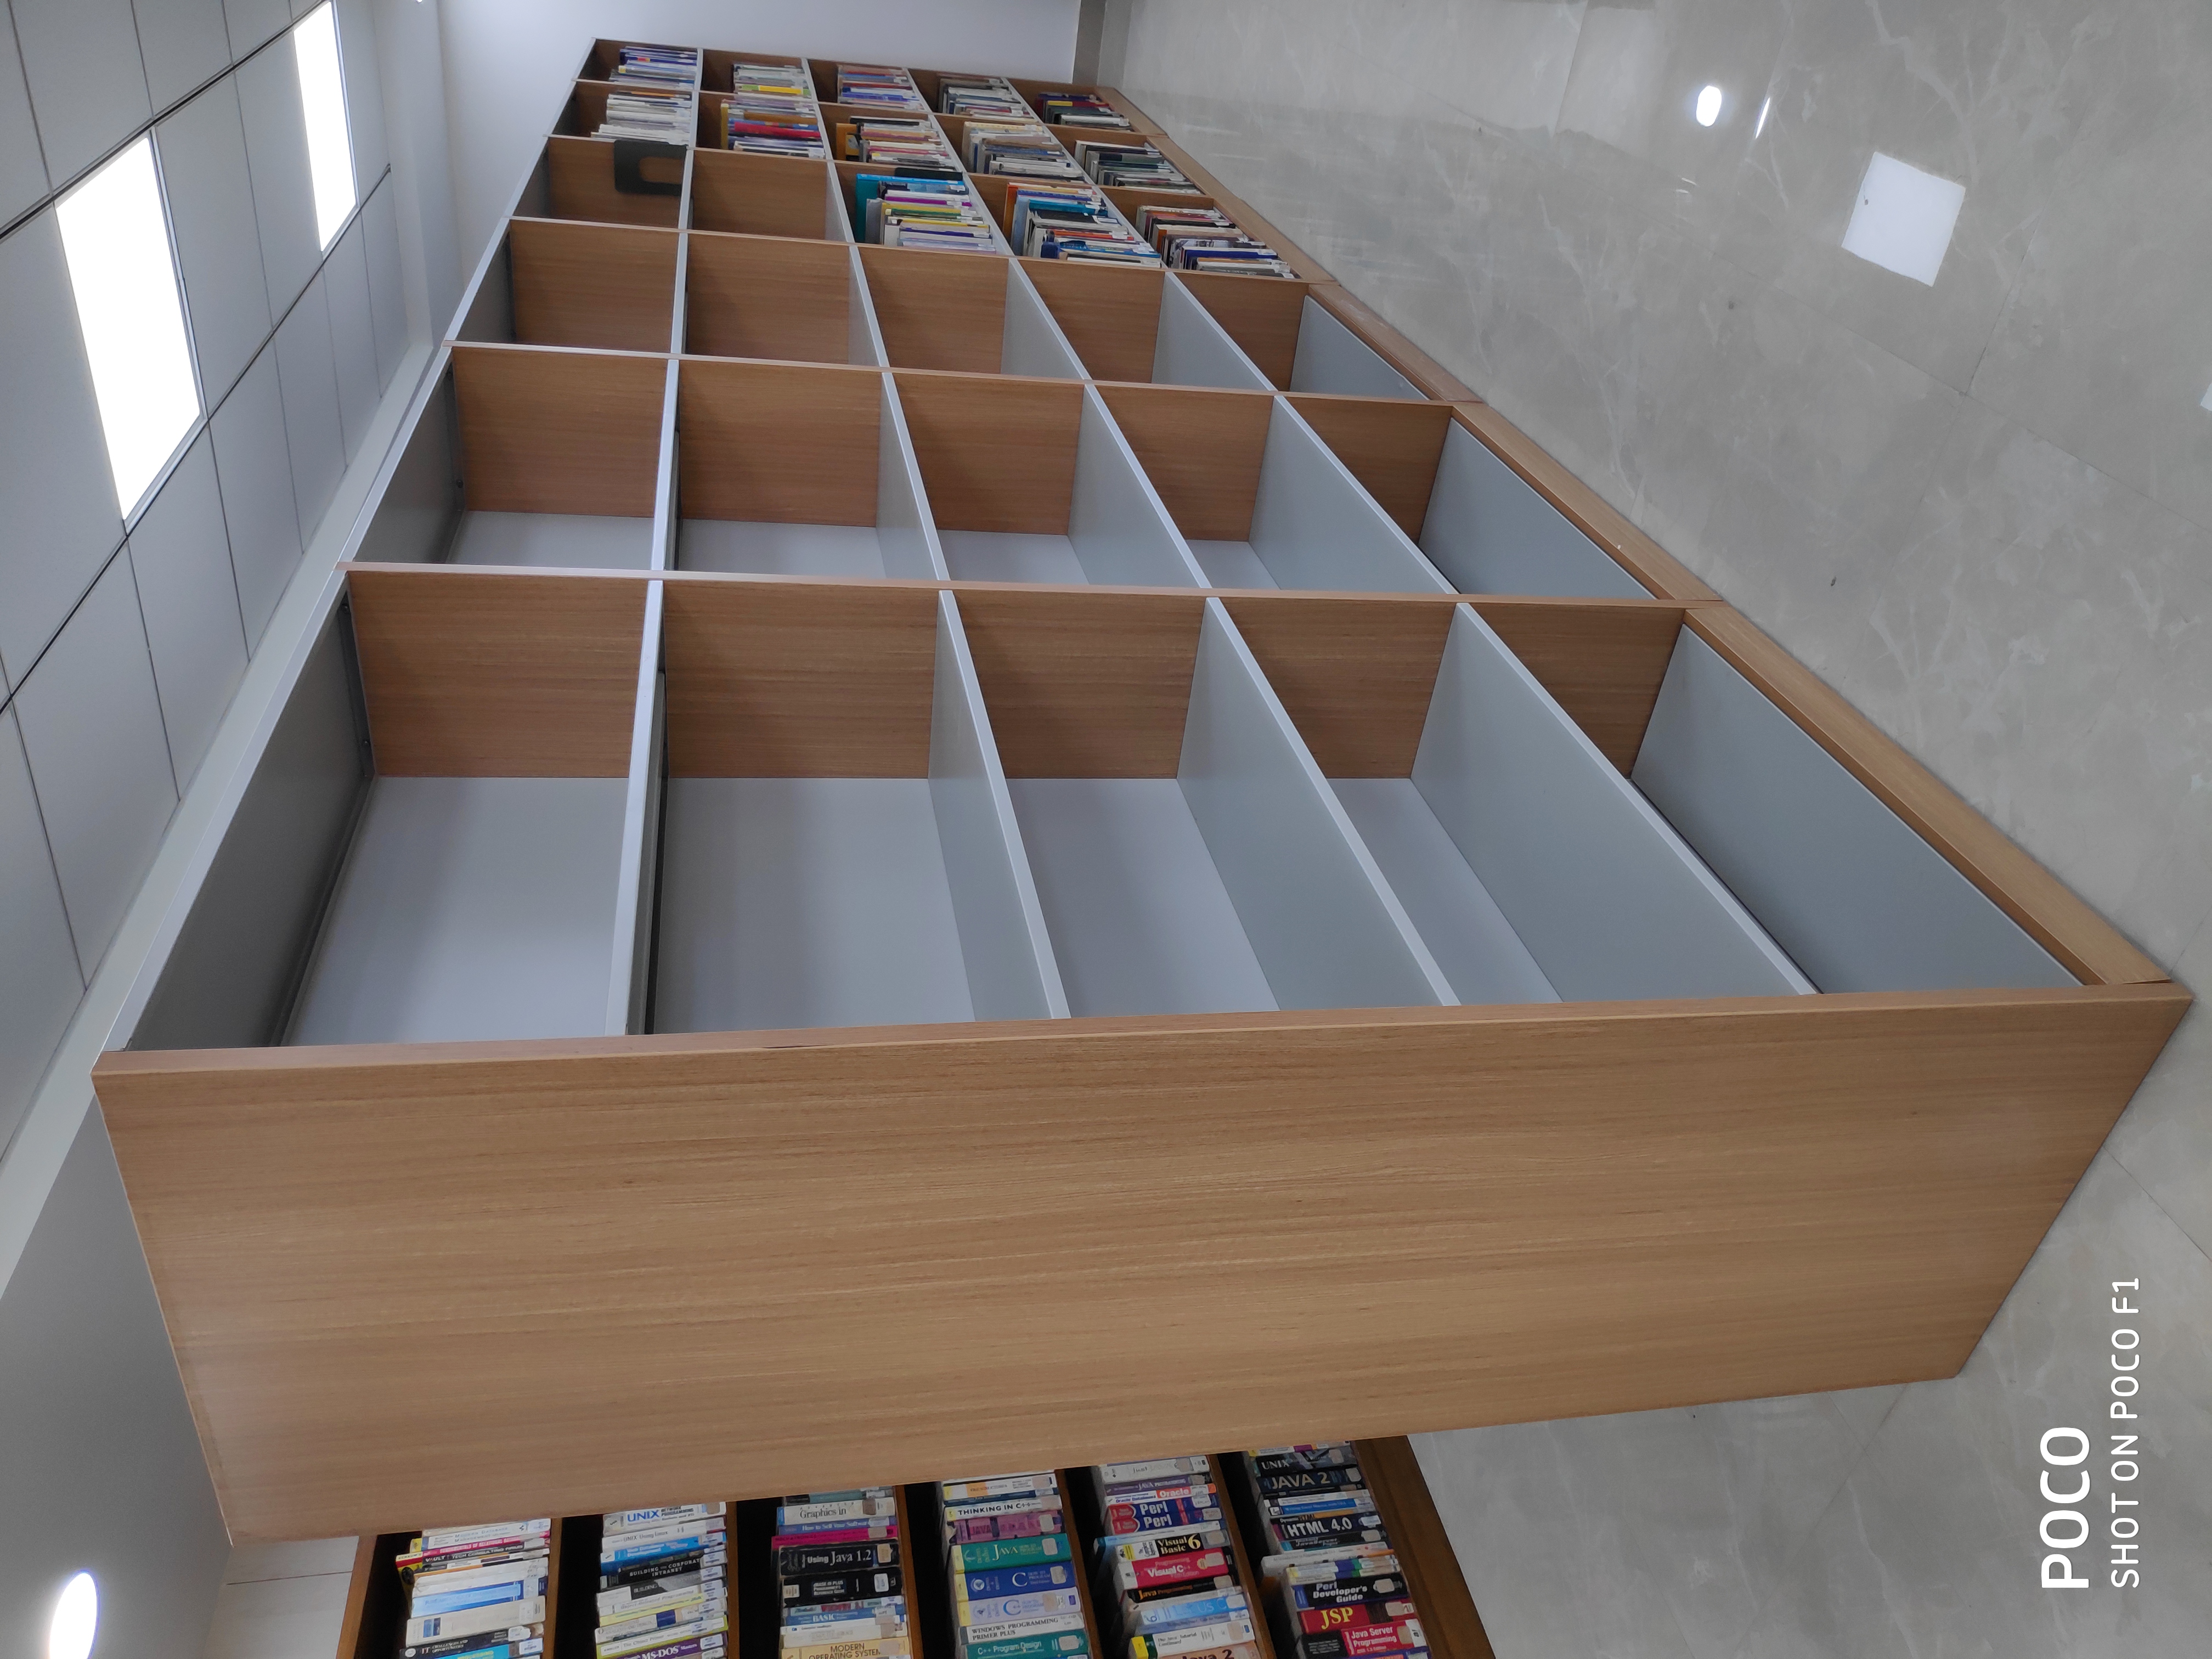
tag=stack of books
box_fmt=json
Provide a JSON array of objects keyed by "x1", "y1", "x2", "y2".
[
  {"x1": 727, "y1": 61, "x2": 825, "y2": 157},
  {"x1": 1135, "y1": 205, "x2": 1295, "y2": 277},
  {"x1": 607, "y1": 46, "x2": 698, "y2": 88},
  {"x1": 595, "y1": 1503, "x2": 730, "y2": 1659},
  {"x1": 854, "y1": 174, "x2": 999, "y2": 252},
  {"x1": 1090, "y1": 1457, "x2": 1259, "y2": 1659},
  {"x1": 1069, "y1": 140, "x2": 1198, "y2": 193},
  {"x1": 596, "y1": 87, "x2": 693, "y2": 144},
  {"x1": 777, "y1": 1489, "x2": 909, "y2": 1659},
  {"x1": 1239, "y1": 1447, "x2": 1424, "y2": 1659},
  {"x1": 834, "y1": 115, "x2": 962, "y2": 175},
  {"x1": 1006, "y1": 183, "x2": 1160, "y2": 264},
  {"x1": 1035, "y1": 92, "x2": 1133, "y2": 131},
  {"x1": 941, "y1": 1471, "x2": 1087, "y2": 1659},
  {"x1": 938, "y1": 74, "x2": 1029, "y2": 121},
  {"x1": 395, "y1": 1516, "x2": 551, "y2": 1659},
  {"x1": 837, "y1": 64, "x2": 928, "y2": 111},
  {"x1": 958, "y1": 119, "x2": 1085, "y2": 182}
]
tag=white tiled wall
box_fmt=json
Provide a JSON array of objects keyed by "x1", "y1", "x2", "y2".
[{"x1": 0, "y1": 0, "x2": 413, "y2": 1156}]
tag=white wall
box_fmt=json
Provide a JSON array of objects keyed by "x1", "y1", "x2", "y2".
[{"x1": 438, "y1": 0, "x2": 1082, "y2": 269}]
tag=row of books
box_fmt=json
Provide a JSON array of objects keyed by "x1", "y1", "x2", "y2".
[
  {"x1": 1008, "y1": 182, "x2": 1161, "y2": 264},
  {"x1": 1035, "y1": 92, "x2": 1132, "y2": 131},
  {"x1": 958, "y1": 118, "x2": 1085, "y2": 183},
  {"x1": 854, "y1": 174, "x2": 1000, "y2": 252},
  {"x1": 596, "y1": 86, "x2": 693, "y2": 145},
  {"x1": 607, "y1": 46, "x2": 697, "y2": 89},
  {"x1": 727, "y1": 60, "x2": 825, "y2": 159},
  {"x1": 940, "y1": 1470, "x2": 1087, "y2": 1659},
  {"x1": 836, "y1": 116, "x2": 963, "y2": 174},
  {"x1": 595, "y1": 1503, "x2": 730, "y2": 1659},
  {"x1": 1133, "y1": 205, "x2": 1295, "y2": 278},
  {"x1": 1070, "y1": 139, "x2": 1198, "y2": 194},
  {"x1": 936, "y1": 74, "x2": 1030, "y2": 122},
  {"x1": 1240, "y1": 1447, "x2": 1424, "y2": 1659},
  {"x1": 1087, "y1": 1455, "x2": 1256, "y2": 1659},
  {"x1": 838, "y1": 64, "x2": 929, "y2": 112},
  {"x1": 778, "y1": 1488, "x2": 910, "y2": 1659},
  {"x1": 394, "y1": 1516, "x2": 551, "y2": 1659}
]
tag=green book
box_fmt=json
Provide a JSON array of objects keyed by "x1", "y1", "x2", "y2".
[
  {"x1": 963, "y1": 1632, "x2": 1090, "y2": 1659},
  {"x1": 947, "y1": 1534, "x2": 1074, "y2": 1573}
]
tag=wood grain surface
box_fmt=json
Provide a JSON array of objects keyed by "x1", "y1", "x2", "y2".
[
  {"x1": 691, "y1": 149, "x2": 833, "y2": 239},
  {"x1": 661, "y1": 578, "x2": 941, "y2": 776},
  {"x1": 97, "y1": 982, "x2": 2186, "y2": 1540},
  {"x1": 1285, "y1": 395, "x2": 1455, "y2": 538},
  {"x1": 1093, "y1": 382, "x2": 1273, "y2": 542},
  {"x1": 1020, "y1": 256, "x2": 1164, "y2": 384},
  {"x1": 685, "y1": 232, "x2": 855, "y2": 364},
  {"x1": 1355, "y1": 1439, "x2": 1497, "y2": 1659},
  {"x1": 1180, "y1": 273, "x2": 1313, "y2": 390},
  {"x1": 1475, "y1": 598, "x2": 1686, "y2": 772},
  {"x1": 545, "y1": 136, "x2": 681, "y2": 229},
  {"x1": 953, "y1": 586, "x2": 1205, "y2": 776},
  {"x1": 507, "y1": 219, "x2": 678, "y2": 353},
  {"x1": 349, "y1": 567, "x2": 646, "y2": 776},
  {"x1": 675, "y1": 357, "x2": 884, "y2": 524},
  {"x1": 452, "y1": 344, "x2": 666, "y2": 517},
  {"x1": 893, "y1": 370, "x2": 1085, "y2": 534},
  {"x1": 1686, "y1": 607, "x2": 2168, "y2": 986},
  {"x1": 859, "y1": 244, "x2": 1010, "y2": 374}
]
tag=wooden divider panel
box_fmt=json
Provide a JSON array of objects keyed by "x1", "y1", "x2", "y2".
[
  {"x1": 1355, "y1": 1439, "x2": 1497, "y2": 1659},
  {"x1": 547, "y1": 136, "x2": 682, "y2": 229},
  {"x1": 1476, "y1": 600, "x2": 1686, "y2": 774},
  {"x1": 893, "y1": 371, "x2": 1084, "y2": 533},
  {"x1": 686, "y1": 232, "x2": 855, "y2": 363},
  {"x1": 1092, "y1": 382, "x2": 1272, "y2": 542},
  {"x1": 1019, "y1": 257, "x2": 1164, "y2": 385},
  {"x1": 662, "y1": 578, "x2": 941, "y2": 777},
  {"x1": 1179, "y1": 273, "x2": 1312, "y2": 390},
  {"x1": 955, "y1": 587, "x2": 1205, "y2": 777},
  {"x1": 349, "y1": 568, "x2": 647, "y2": 776},
  {"x1": 509, "y1": 218, "x2": 678, "y2": 353},
  {"x1": 452, "y1": 345, "x2": 665, "y2": 517},
  {"x1": 693, "y1": 149, "x2": 833, "y2": 239},
  {"x1": 676, "y1": 358, "x2": 884, "y2": 523},
  {"x1": 1223, "y1": 597, "x2": 1453, "y2": 777},
  {"x1": 1285, "y1": 395, "x2": 1454, "y2": 540},
  {"x1": 859, "y1": 245, "x2": 1010, "y2": 374}
]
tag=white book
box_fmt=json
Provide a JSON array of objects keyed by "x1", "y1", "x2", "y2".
[
  {"x1": 405, "y1": 1596, "x2": 545, "y2": 1644},
  {"x1": 606, "y1": 1503, "x2": 727, "y2": 1534}
]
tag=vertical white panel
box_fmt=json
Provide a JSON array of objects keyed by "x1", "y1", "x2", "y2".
[
  {"x1": 845, "y1": 245, "x2": 887, "y2": 365},
  {"x1": 0, "y1": 709, "x2": 84, "y2": 1149},
  {"x1": 929, "y1": 592, "x2": 1068, "y2": 1021},
  {"x1": 877, "y1": 375, "x2": 949, "y2": 579},
  {"x1": 131, "y1": 0, "x2": 230, "y2": 111},
  {"x1": 157, "y1": 77, "x2": 275, "y2": 407},
  {"x1": 1000, "y1": 262, "x2": 1085, "y2": 380},
  {"x1": 1248, "y1": 400, "x2": 1454, "y2": 594},
  {"x1": 334, "y1": 0, "x2": 389, "y2": 194},
  {"x1": 607, "y1": 582, "x2": 664, "y2": 1035},
  {"x1": 1412, "y1": 606, "x2": 1812, "y2": 1000},
  {"x1": 1178, "y1": 600, "x2": 1452, "y2": 1010},
  {"x1": 1151, "y1": 275, "x2": 1271, "y2": 390},
  {"x1": 211, "y1": 342, "x2": 302, "y2": 648},
  {"x1": 1418, "y1": 422, "x2": 1650, "y2": 599},
  {"x1": 0, "y1": 212, "x2": 125, "y2": 684},
  {"x1": 127, "y1": 432, "x2": 249, "y2": 788},
  {"x1": 10, "y1": 0, "x2": 151, "y2": 184},
  {"x1": 12, "y1": 556, "x2": 178, "y2": 973},
  {"x1": 0, "y1": 18, "x2": 48, "y2": 226},
  {"x1": 1288, "y1": 296, "x2": 1423, "y2": 400},
  {"x1": 361, "y1": 178, "x2": 408, "y2": 387},
  {"x1": 235, "y1": 37, "x2": 321, "y2": 311},
  {"x1": 324, "y1": 219, "x2": 379, "y2": 458},
  {"x1": 274, "y1": 270, "x2": 345, "y2": 539},
  {"x1": 1632, "y1": 631, "x2": 2074, "y2": 991},
  {"x1": 1066, "y1": 387, "x2": 1206, "y2": 588},
  {"x1": 823, "y1": 163, "x2": 854, "y2": 241}
]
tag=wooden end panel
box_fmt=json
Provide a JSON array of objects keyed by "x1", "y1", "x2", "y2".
[
  {"x1": 859, "y1": 246, "x2": 1011, "y2": 375},
  {"x1": 1223, "y1": 595, "x2": 1452, "y2": 778},
  {"x1": 1178, "y1": 273, "x2": 1312, "y2": 390},
  {"x1": 334, "y1": 1536, "x2": 377, "y2": 1659},
  {"x1": 93, "y1": 982, "x2": 2187, "y2": 1539},
  {"x1": 1686, "y1": 607, "x2": 2169, "y2": 986},
  {"x1": 546, "y1": 136, "x2": 681, "y2": 229},
  {"x1": 893, "y1": 371, "x2": 1085, "y2": 535},
  {"x1": 1302, "y1": 286, "x2": 1473, "y2": 403},
  {"x1": 685, "y1": 232, "x2": 855, "y2": 364},
  {"x1": 1284, "y1": 395, "x2": 1455, "y2": 539},
  {"x1": 676, "y1": 358, "x2": 883, "y2": 524},
  {"x1": 692, "y1": 149, "x2": 834, "y2": 239},
  {"x1": 1019, "y1": 257, "x2": 1165, "y2": 385},
  {"x1": 452, "y1": 345, "x2": 665, "y2": 518},
  {"x1": 1449, "y1": 403, "x2": 1718, "y2": 602},
  {"x1": 508, "y1": 219, "x2": 678, "y2": 353},
  {"x1": 661, "y1": 578, "x2": 940, "y2": 777},
  {"x1": 1354, "y1": 1438, "x2": 1496, "y2": 1659},
  {"x1": 1093, "y1": 383, "x2": 1272, "y2": 543},
  {"x1": 955, "y1": 586, "x2": 1206, "y2": 777},
  {"x1": 349, "y1": 568, "x2": 646, "y2": 777},
  {"x1": 1471, "y1": 600, "x2": 1686, "y2": 773}
]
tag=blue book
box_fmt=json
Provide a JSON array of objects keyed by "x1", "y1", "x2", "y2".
[{"x1": 958, "y1": 1562, "x2": 1079, "y2": 1600}]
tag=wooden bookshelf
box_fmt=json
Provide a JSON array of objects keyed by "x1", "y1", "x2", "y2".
[{"x1": 98, "y1": 39, "x2": 2178, "y2": 1611}]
